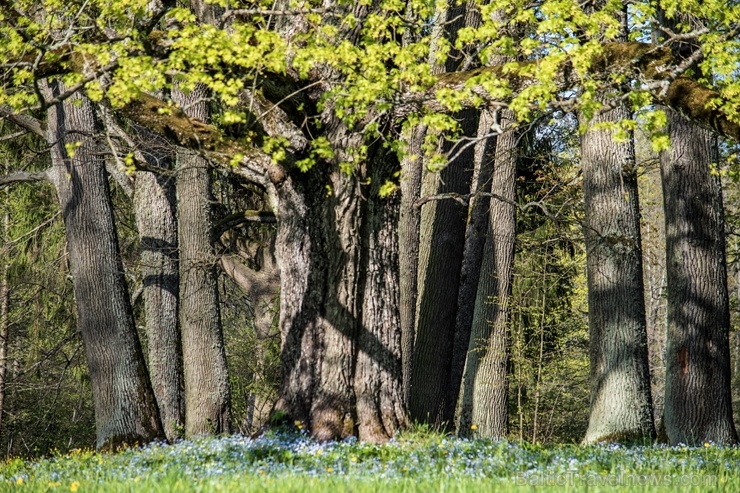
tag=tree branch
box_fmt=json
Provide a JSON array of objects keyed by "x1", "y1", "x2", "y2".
[
  {"x1": 0, "y1": 107, "x2": 44, "y2": 138},
  {"x1": 215, "y1": 210, "x2": 277, "y2": 237},
  {"x1": 0, "y1": 170, "x2": 51, "y2": 188}
]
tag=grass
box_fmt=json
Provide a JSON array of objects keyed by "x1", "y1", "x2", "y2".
[{"x1": 0, "y1": 429, "x2": 739, "y2": 492}]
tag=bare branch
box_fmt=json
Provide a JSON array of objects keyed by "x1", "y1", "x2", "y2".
[
  {"x1": 0, "y1": 170, "x2": 51, "y2": 188},
  {"x1": 215, "y1": 210, "x2": 277, "y2": 237},
  {"x1": 0, "y1": 107, "x2": 44, "y2": 138}
]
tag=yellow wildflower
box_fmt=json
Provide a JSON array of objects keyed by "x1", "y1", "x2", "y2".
[
  {"x1": 15, "y1": 477, "x2": 23, "y2": 485},
  {"x1": 70, "y1": 481, "x2": 80, "y2": 492}
]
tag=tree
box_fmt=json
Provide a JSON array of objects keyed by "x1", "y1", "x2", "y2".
[
  {"x1": 455, "y1": 110, "x2": 517, "y2": 438},
  {"x1": 661, "y1": 109, "x2": 738, "y2": 445},
  {"x1": 44, "y1": 89, "x2": 163, "y2": 449},
  {"x1": 655, "y1": 5, "x2": 738, "y2": 446},
  {"x1": 2, "y1": 0, "x2": 740, "y2": 446},
  {"x1": 580, "y1": 102, "x2": 656, "y2": 443},
  {"x1": 172, "y1": 82, "x2": 232, "y2": 436}
]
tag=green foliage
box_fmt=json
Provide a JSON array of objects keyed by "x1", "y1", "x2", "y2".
[
  {"x1": 508, "y1": 116, "x2": 589, "y2": 444},
  {"x1": 0, "y1": 131, "x2": 94, "y2": 458}
]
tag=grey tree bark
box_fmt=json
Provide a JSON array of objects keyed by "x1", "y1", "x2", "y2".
[
  {"x1": 45, "y1": 87, "x2": 164, "y2": 449},
  {"x1": 133, "y1": 140, "x2": 184, "y2": 442},
  {"x1": 0, "y1": 186, "x2": 8, "y2": 438},
  {"x1": 274, "y1": 135, "x2": 408, "y2": 442},
  {"x1": 456, "y1": 110, "x2": 517, "y2": 438},
  {"x1": 398, "y1": 125, "x2": 425, "y2": 406},
  {"x1": 660, "y1": 108, "x2": 738, "y2": 445},
  {"x1": 580, "y1": 103, "x2": 655, "y2": 444},
  {"x1": 173, "y1": 84, "x2": 232, "y2": 436},
  {"x1": 356, "y1": 153, "x2": 408, "y2": 443}
]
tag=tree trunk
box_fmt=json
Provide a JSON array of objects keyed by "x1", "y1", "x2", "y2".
[
  {"x1": 456, "y1": 110, "x2": 517, "y2": 439},
  {"x1": 133, "y1": 145, "x2": 184, "y2": 442},
  {"x1": 45, "y1": 87, "x2": 164, "y2": 449},
  {"x1": 411, "y1": 110, "x2": 476, "y2": 427},
  {"x1": 408, "y1": 0, "x2": 480, "y2": 427},
  {"x1": 0, "y1": 189, "x2": 8, "y2": 439},
  {"x1": 660, "y1": 108, "x2": 738, "y2": 445},
  {"x1": 398, "y1": 125, "x2": 425, "y2": 406},
  {"x1": 173, "y1": 84, "x2": 232, "y2": 436},
  {"x1": 274, "y1": 142, "x2": 408, "y2": 442},
  {"x1": 355, "y1": 153, "x2": 408, "y2": 443},
  {"x1": 273, "y1": 169, "x2": 327, "y2": 430},
  {"x1": 219, "y1": 235, "x2": 280, "y2": 432},
  {"x1": 581, "y1": 103, "x2": 655, "y2": 444},
  {"x1": 445, "y1": 108, "x2": 499, "y2": 425}
]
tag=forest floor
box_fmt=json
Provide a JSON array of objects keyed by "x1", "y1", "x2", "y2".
[{"x1": 0, "y1": 429, "x2": 738, "y2": 492}]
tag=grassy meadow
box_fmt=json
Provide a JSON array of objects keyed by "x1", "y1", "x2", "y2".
[{"x1": 0, "y1": 429, "x2": 738, "y2": 492}]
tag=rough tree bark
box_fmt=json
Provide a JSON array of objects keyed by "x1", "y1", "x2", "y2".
[
  {"x1": 355, "y1": 153, "x2": 408, "y2": 442},
  {"x1": 133, "y1": 138, "x2": 184, "y2": 442},
  {"x1": 45, "y1": 87, "x2": 164, "y2": 449},
  {"x1": 0, "y1": 186, "x2": 8, "y2": 438},
  {"x1": 398, "y1": 125, "x2": 425, "y2": 406},
  {"x1": 173, "y1": 84, "x2": 232, "y2": 436},
  {"x1": 274, "y1": 126, "x2": 408, "y2": 442},
  {"x1": 456, "y1": 110, "x2": 517, "y2": 438},
  {"x1": 581, "y1": 103, "x2": 655, "y2": 444},
  {"x1": 409, "y1": 0, "x2": 480, "y2": 427},
  {"x1": 660, "y1": 109, "x2": 738, "y2": 445}
]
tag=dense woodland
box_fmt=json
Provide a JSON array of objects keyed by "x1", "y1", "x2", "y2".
[{"x1": 1, "y1": 0, "x2": 740, "y2": 455}]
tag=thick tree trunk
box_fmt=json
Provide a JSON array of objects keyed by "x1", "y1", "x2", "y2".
[
  {"x1": 133, "y1": 147, "x2": 183, "y2": 442},
  {"x1": 581, "y1": 104, "x2": 655, "y2": 444},
  {"x1": 356, "y1": 155, "x2": 408, "y2": 443},
  {"x1": 273, "y1": 170, "x2": 326, "y2": 430},
  {"x1": 45, "y1": 88, "x2": 164, "y2": 449},
  {"x1": 456, "y1": 111, "x2": 517, "y2": 439},
  {"x1": 410, "y1": 111, "x2": 476, "y2": 427},
  {"x1": 173, "y1": 85, "x2": 231, "y2": 436},
  {"x1": 274, "y1": 143, "x2": 408, "y2": 442},
  {"x1": 661, "y1": 108, "x2": 738, "y2": 445}
]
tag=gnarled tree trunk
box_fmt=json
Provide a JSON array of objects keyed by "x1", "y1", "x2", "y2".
[{"x1": 274, "y1": 140, "x2": 408, "y2": 442}]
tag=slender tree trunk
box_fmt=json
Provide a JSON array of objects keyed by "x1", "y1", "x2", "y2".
[
  {"x1": 398, "y1": 125, "x2": 425, "y2": 406},
  {"x1": 133, "y1": 147, "x2": 184, "y2": 442},
  {"x1": 581, "y1": 103, "x2": 655, "y2": 444},
  {"x1": 219, "y1": 236, "x2": 279, "y2": 432},
  {"x1": 45, "y1": 87, "x2": 164, "y2": 449},
  {"x1": 0, "y1": 191, "x2": 8, "y2": 438},
  {"x1": 446, "y1": 108, "x2": 499, "y2": 425},
  {"x1": 173, "y1": 84, "x2": 231, "y2": 436},
  {"x1": 411, "y1": 129, "x2": 472, "y2": 426},
  {"x1": 456, "y1": 111, "x2": 517, "y2": 438},
  {"x1": 661, "y1": 108, "x2": 738, "y2": 445}
]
